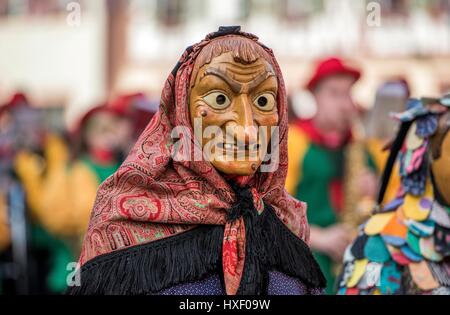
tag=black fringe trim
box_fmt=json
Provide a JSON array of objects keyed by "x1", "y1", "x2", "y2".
[
  {"x1": 236, "y1": 199, "x2": 326, "y2": 295},
  {"x1": 66, "y1": 186, "x2": 325, "y2": 295},
  {"x1": 66, "y1": 225, "x2": 224, "y2": 295}
]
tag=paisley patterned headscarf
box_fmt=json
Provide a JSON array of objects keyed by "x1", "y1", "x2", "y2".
[{"x1": 77, "y1": 28, "x2": 313, "y2": 295}]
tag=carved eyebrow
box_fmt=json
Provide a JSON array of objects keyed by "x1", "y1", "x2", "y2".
[{"x1": 203, "y1": 67, "x2": 275, "y2": 94}]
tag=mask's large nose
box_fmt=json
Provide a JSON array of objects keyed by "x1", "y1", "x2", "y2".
[{"x1": 229, "y1": 94, "x2": 258, "y2": 146}]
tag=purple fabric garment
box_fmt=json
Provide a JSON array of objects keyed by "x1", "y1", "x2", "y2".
[
  {"x1": 267, "y1": 271, "x2": 323, "y2": 295},
  {"x1": 157, "y1": 272, "x2": 323, "y2": 295},
  {"x1": 158, "y1": 274, "x2": 224, "y2": 295}
]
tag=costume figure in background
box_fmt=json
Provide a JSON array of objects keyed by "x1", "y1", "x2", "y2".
[
  {"x1": 13, "y1": 104, "x2": 131, "y2": 294},
  {"x1": 338, "y1": 95, "x2": 450, "y2": 295},
  {"x1": 286, "y1": 57, "x2": 378, "y2": 293},
  {"x1": 0, "y1": 93, "x2": 70, "y2": 294},
  {"x1": 67, "y1": 27, "x2": 325, "y2": 295},
  {"x1": 0, "y1": 98, "x2": 14, "y2": 254},
  {"x1": 364, "y1": 80, "x2": 410, "y2": 203},
  {"x1": 0, "y1": 194, "x2": 9, "y2": 252},
  {"x1": 15, "y1": 105, "x2": 128, "y2": 242}
]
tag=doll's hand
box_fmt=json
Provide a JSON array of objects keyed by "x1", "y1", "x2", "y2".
[{"x1": 310, "y1": 224, "x2": 353, "y2": 262}]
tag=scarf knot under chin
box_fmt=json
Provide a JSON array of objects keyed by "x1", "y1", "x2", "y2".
[{"x1": 227, "y1": 183, "x2": 259, "y2": 222}]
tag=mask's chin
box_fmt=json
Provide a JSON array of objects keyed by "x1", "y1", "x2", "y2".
[
  {"x1": 205, "y1": 140, "x2": 263, "y2": 176},
  {"x1": 211, "y1": 159, "x2": 260, "y2": 176}
]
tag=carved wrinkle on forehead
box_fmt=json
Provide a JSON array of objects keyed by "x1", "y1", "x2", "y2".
[
  {"x1": 203, "y1": 67, "x2": 275, "y2": 94},
  {"x1": 190, "y1": 37, "x2": 275, "y2": 87}
]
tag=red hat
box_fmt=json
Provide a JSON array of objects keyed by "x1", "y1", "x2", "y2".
[
  {"x1": 0, "y1": 92, "x2": 29, "y2": 117},
  {"x1": 109, "y1": 93, "x2": 149, "y2": 115},
  {"x1": 109, "y1": 93, "x2": 158, "y2": 137},
  {"x1": 72, "y1": 104, "x2": 122, "y2": 137},
  {"x1": 306, "y1": 57, "x2": 361, "y2": 92}
]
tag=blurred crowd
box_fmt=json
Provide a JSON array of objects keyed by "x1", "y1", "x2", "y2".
[
  {"x1": 286, "y1": 57, "x2": 410, "y2": 294},
  {"x1": 0, "y1": 55, "x2": 420, "y2": 295},
  {"x1": 0, "y1": 92, "x2": 158, "y2": 294}
]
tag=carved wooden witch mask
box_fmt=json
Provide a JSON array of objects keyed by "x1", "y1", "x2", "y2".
[{"x1": 188, "y1": 36, "x2": 279, "y2": 176}]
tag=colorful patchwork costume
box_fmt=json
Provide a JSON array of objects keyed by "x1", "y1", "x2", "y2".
[{"x1": 338, "y1": 96, "x2": 450, "y2": 295}]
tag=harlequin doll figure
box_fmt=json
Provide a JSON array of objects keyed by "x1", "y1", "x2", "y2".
[
  {"x1": 67, "y1": 27, "x2": 325, "y2": 295},
  {"x1": 338, "y1": 95, "x2": 450, "y2": 295}
]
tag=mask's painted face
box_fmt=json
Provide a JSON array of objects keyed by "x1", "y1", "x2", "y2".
[
  {"x1": 430, "y1": 110, "x2": 450, "y2": 205},
  {"x1": 189, "y1": 51, "x2": 279, "y2": 176}
]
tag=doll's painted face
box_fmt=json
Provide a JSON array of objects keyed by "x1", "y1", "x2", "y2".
[{"x1": 189, "y1": 51, "x2": 279, "y2": 176}]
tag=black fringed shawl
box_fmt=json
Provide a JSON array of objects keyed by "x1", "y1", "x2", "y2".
[{"x1": 66, "y1": 185, "x2": 325, "y2": 295}]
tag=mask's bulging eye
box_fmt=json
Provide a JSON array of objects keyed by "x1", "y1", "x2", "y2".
[
  {"x1": 254, "y1": 93, "x2": 276, "y2": 111},
  {"x1": 203, "y1": 92, "x2": 231, "y2": 110}
]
